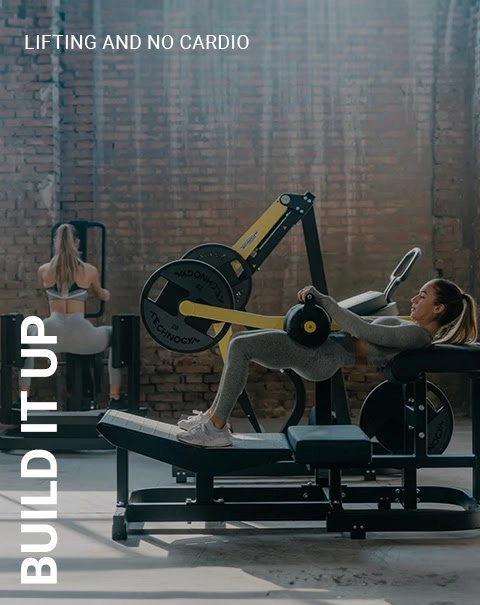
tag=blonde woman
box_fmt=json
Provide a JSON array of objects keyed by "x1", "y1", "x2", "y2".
[
  {"x1": 20, "y1": 223, "x2": 122, "y2": 404},
  {"x1": 178, "y1": 278, "x2": 477, "y2": 447}
]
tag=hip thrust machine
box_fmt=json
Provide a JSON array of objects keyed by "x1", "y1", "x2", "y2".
[
  {"x1": 96, "y1": 191, "x2": 480, "y2": 540},
  {"x1": 140, "y1": 192, "x2": 454, "y2": 465}
]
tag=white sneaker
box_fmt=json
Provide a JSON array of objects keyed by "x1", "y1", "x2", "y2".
[
  {"x1": 177, "y1": 420, "x2": 233, "y2": 448},
  {"x1": 177, "y1": 409, "x2": 210, "y2": 431}
]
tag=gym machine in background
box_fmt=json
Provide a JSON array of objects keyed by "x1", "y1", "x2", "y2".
[
  {"x1": 0, "y1": 219, "x2": 141, "y2": 451},
  {"x1": 0, "y1": 312, "x2": 140, "y2": 451}
]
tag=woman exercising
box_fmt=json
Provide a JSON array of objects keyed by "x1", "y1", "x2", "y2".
[
  {"x1": 177, "y1": 278, "x2": 477, "y2": 448},
  {"x1": 20, "y1": 223, "x2": 122, "y2": 405}
]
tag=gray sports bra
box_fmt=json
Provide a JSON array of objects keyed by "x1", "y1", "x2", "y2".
[{"x1": 46, "y1": 282, "x2": 89, "y2": 303}]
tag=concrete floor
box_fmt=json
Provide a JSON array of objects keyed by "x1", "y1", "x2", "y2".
[{"x1": 1, "y1": 416, "x2": 479, "y2": 605}]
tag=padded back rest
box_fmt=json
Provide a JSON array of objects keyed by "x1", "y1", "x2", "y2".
[
  {"x1": 384, "y1": 344, "x2": 480, "y2": 383},
  {"x1": 339, "y1": 291, "x2": 387, "y2": 315}
]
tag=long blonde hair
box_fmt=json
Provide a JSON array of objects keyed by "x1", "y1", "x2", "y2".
[
  {"x1": 431, "y1": 279, "x2": 478, "y2": 344},
  {"x1": 50, "y1": 224, "x2": 81, "y2": 295}
]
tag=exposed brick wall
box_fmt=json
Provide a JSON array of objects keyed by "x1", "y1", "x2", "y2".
[
  {"x1": 429, "y1": 0, "x2": 479, "y2": 413},
  {"x1": 2, "y1": 0, "x2": 479, "y2": 419},
  {"x1": 56, "y1": 0, "x2": 95, "y2": 220},
  {"x1": 0, "y1": 0, "x2": 60, "y2": 319},
  {"x1": 474, "y1": 2, "x2": 480, "y2": 295}
]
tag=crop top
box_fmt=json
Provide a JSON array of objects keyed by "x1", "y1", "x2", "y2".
[
  {"x1": 318, "y1": 295, "x2": 433, "y2": 367},
  {"x1": 45, "y1": 282, "x2": 89, "y2": 303}
]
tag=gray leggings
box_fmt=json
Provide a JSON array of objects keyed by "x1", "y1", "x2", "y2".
[
  {"x1": 20, "y1": 312, "x2": 122, "y2": 387},
  {"x1": 212, "y1": 329, "x2": 356, "y2": 422}
]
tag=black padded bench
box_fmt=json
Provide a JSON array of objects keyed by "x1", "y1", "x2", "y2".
[
  {"x1": 288, "y1": 424, "x2": 372, "y2": 466},
  {"x1": 97, "y1": 411, "x2": 375, "y2": 540},
  {"x1": 98, "y1": 411, "x2": 293, "y2": 476},
  {"x1": 98, "y1": 412, "x2": 373, "y2": 475},
  {"x1": 384, "y1": 343, "x2": 480, "y2": 383}
]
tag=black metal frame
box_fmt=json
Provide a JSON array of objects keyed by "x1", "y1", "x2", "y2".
[
  {"x1": 0, "y1": 313, "x2": 23, "y2": 425},
  {"x1": 0, "y1": 313, "x2": 141, "y2": 451},
  {"x1": 111, "y1": 369, "x2": 480, "y2": 541}
]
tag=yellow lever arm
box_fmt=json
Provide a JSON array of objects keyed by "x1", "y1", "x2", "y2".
[
  {"x1": 179, "y1": 300, "x2": 412, "y2": 332},
  {"x1": 180, "y1": 300, "x2": 284, "y2": 330}
]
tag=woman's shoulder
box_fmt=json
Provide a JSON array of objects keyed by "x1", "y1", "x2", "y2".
[
  {"x1": 80, "y1": 262, "x2": 99, "y2": 276},
  {"x1": 38, "y1": 262, "x2": 52, "y2": 277}
]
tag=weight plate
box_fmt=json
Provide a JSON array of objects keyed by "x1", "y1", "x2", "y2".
[
  {"x1": 140, "y1": 259, "x2": 234, "y2": 353},
  {"x1": 182, "y1": 243, "x2": 253, "y2": 309},
  {"x1": 283, "y1": 303, "x2": 331, "y2": 348},
  {"x1": 359, "y1": 380, "x2": 454, "y2": 454}
]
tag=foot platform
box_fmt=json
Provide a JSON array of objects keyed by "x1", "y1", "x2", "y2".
[{"x1": 97, "y1": 410, "x2": 293, "y2": 475}]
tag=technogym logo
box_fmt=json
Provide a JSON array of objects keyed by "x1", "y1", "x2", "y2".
[{"x1": 20, "y1": 317, "x2": 58, "y2": 585}]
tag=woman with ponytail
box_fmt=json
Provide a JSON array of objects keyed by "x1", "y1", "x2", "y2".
[
  {"x1": 425, "y1": 279, "x2": 478, "y2": 345},
  {"x1": 20, "y1": 223, "x2": 122, "y2": 405},
  {"x1": 177, "y1": 277, "x2": 478, "y2": 448}
]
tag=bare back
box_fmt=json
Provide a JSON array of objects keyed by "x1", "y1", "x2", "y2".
[{"x1": 39, "y1": 261, "x2": 105, "y2": 314}]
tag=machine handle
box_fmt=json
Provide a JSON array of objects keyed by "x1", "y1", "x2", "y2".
[{"x1": 384, "y1": 247, "x2": 422, "y2": 302}]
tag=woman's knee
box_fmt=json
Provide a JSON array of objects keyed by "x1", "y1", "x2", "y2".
[
  {"x1": 226, "y1": 332, "x2": 252, "y2": 361},
  {"x1": 226, "y1": 330, "x2": 270, "y2": 363}
]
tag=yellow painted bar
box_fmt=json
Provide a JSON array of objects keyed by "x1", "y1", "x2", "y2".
[
  {"x1": 215, "y1": 324, "x2": 232, "y2": 361},
  {"x1": 180, "y1": 300, "x2": 284, "y2": 329},
  {"x1": 180, "y1": 300, "x2": 412, "y2": 333},
  {"x1": 231, "y1": 197, "x2": 289, "y2": 262}
]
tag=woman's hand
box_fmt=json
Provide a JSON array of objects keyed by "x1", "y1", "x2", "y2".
[
  {"x1": 101, "y1": 288, "x2": 111, "y2": 302},
  {"x1": 297, "y1": 285, "x2": 325, "y2": 304}
]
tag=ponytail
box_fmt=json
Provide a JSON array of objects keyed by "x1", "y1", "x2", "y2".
[
  {"x1": 431, "y1": 279, "x2": 478, "y2": 345},
  {"x1": 50, "y1": 224, "x2": 81, "y2": 296}
]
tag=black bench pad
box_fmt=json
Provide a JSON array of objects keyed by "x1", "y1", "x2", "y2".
[
  {"x1": 287, "y1": 425, "x2": 372, "y2": 466},
  {"x1": 97, "y1": 410, "x2": 293, "y2": 475},
  {"x1": 384, "y1": 344, "x2": 480, "y2": 383}
]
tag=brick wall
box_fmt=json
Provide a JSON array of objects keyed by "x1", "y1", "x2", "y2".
[
  {"x1": 2, "y1": 0, "x2": 479, "y2": 419},
  {"x1": 0, "y1": 0, "x2": 60, "y2": 318}
]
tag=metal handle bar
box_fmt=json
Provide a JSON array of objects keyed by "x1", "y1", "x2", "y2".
[{"x1": 384, "y1": 247, "x2": 422, "y2": 302}]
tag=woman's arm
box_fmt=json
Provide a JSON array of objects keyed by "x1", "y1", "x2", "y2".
[
  {"x1": 89, "y1": 266, "x2": 110, "y2": 302},
  {"x1": 300, "y1": 288, "x2": 432, "y2": 349}
]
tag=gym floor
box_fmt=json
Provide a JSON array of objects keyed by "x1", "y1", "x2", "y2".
[{"x1": 1, "y1": 416, "x2": 479, "y2": 605}]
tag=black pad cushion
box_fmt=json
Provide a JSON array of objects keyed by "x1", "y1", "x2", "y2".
[
  {"x1": 98, "y1": 410, "x2": 293, "y2": 475},
  {"x1": 339, "y1": 291, "x2": 387, "y2": 315},
  {"x1": 384, "y1": 344, "x2": 480, "y2": 384},
  {"x1": 287, "y1": 425, "x2": 372, "y2": 466}
]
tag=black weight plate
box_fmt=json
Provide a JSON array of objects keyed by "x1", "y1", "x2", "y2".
[
  {"x1": 283, "y1": 303, "x2": 331, "y2": 348},
  {"x1": 424, "y1": 383, "x2": 455, "y2": 454},
  {"x1": 359, "y1": 380, "x2": 454, "y2": 455},
  {"x1": 183, "y1": 243, "x2": 253, "y2": 309},
  {"x1": 140, "y1": 259, "x2": 234, "y2": 353}
]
